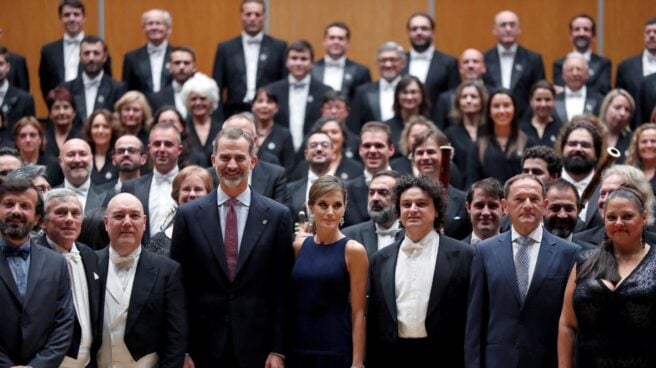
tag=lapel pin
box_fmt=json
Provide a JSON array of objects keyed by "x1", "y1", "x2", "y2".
[
  {"x1": 585, "y1": 103, "x2": 592, "y2": 111},
  {"x1": 97, "y1": 95, "x2": 105, "y2": 104},
  {"x1": 260, "y1": 54, "x2": 268, "y2": 61},
  {"x1": 262, "y1": 219, "x2": 268, "y2": 225},
  {"x1": 551, "y1": 135, "x2": 556, "y2": 142},
  {"x1": 1, "y1": 105, "x2": 7, "y2": 113},
  {"x1": 345, "y1": 73, "x2": 352, "y2": 80},
  {"x1": 341, "y1": 172, "x2": 349, "y2": 180},
  {"x1": 267, "y1": 142, "x2": 276, "y2": 150},
  {"x1": 589, "y1": 69, "x2": 595, "y2": 76},
  {"x1": 515, "y1": 64, "x2": 523, "y2": 72},
  {"x1": 307, "y1": 95, "x2": 314, "y2": 103}
]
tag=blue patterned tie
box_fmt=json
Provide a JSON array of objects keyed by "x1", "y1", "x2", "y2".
[{"x1": 515, "y1": 236, "x2": 532, "y2": 303}]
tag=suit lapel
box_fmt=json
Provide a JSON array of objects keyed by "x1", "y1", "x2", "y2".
[
  {"x1": 426, "y1": 238, "x2": 457, "y2": 316},
  {"x1": 251, "y1": 164, "x2": 270, "y2": 195},
  {"x1": 588, "y1": 55, "x2": 601, "y2": 81},
  {"x1": 342, "y1": 60, "x2": 355, "y2": 92},
  {"x1": 72, "y1": 79, "x2": 87, "y2": 120},
  {"x1": 304, "y1": 80, "x2": 321, "y2": 133},
  {"x1": 525, "y1": 232, "x2": 558, "y2": 303},
  {"x1": 136, "y1": 175, "x2": 153, "y2": 217},
  {"x1": 125, "y1": 251, "x2": 158, "y2": 335},
  {"x1": 380, "y1": 243, "x2": 400, "y2": 323},
  {"x1": 23, "y1": 241, "x2": 47, "y2": 304},
  {"x1": 367, "y1": 82, "x2": 382, "y2": 121},
  {"x1": 57, "y1": 40, "x2": 67, "y2": 81},
  {"x1": 492, "y1": 232, "x2": 522, "y2": 303},
  {"x1": 255, "y1": 37, "x2": 268, "y2": 83},
  {"x1": 235, "y1": 192, "x2": 268, "y2": 278},
  {"x1": 1, "y1": 86, "x2": 18, "y2": 116},
  {"x1": 95, "y1": 75, "x2": 112, "y2": 111},
  {"x1": 79, "y1": 244, "x2": 100, "y2": 326},
  {"x1": 195, "y1": 191, "x2": 229, "y2": 277},
  {"x1": 555, "y1": 94, "x2": 568, "y2": 123},
  {"x1": 138, "y1": 47, "x2": 154, "y2": 92},
  {"x1": 487, "y1": 51, "x2": 502, "y2": 87},
  {"x1": 583, "y1": 94, "x2": 598, "y2": 114},
  {"x1": 312, "y1": 60, "x2": 325, "y2": 83},
  {"x1": 362, "y1": 222, "x2": 379, "y2": 256},
  {"x1": 0, "y1": 252, "x2": 22, "y2": 304},
  {"x1": 510, "y1": 47, "x2": 525, "y2": 90}
]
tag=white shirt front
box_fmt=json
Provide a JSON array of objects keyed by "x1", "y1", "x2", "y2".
[
  {"x1": 288, "y1": 75, "x2": 311, "y2": 151},
  {"x1": 51, "y1": 240, "x2": 92, "y2": 368},
  {"x1": 242, "y1": 32, "x2": 264, "y2": 102},
  {"x1": 148, "y1": 167, "x2": 179, "y2": 236},
  {"x1": 147, "y1": 41, "x2": 167, "y2": 92},
  {"x1": 82, "y1": 71, "x2": 103, "y2": 120},
  {"x1": 561, "y1": 168, "x2": 595, "y2": 221},
  {"x1": 216, "y1": 186, "x2": 251, "y2": 251},
  {"x1": 64, "y1": 32, "x2": 84, "y2": 82},
  {"x1": 409, "y1": 45, "x2": 434, "y2": 84},
  {"x1": 323, "y1": 55, "x2": 346, "y2": 92},
  {"x1": 643, "y1": 49, "x2": 656, "y2": 76},
  {"x1": 511, "y1": 225, "x2": 543, "y2": 291},
  {"x1": 564, "y1": 85, "x2": 587, "y2": 121},
  {"x1": 375, "y1": 220, "x2": 400, "y2": 250},
  {"x1": 0, "y1": 79, "x2": 8, "y2": 107},
  {"x1": 497, "y1": 43, "x2": 518, "y2": 89},
  {"x1": 395, "y1": 230, "x2": 439, "y2": 338},
  {"x1": 379, "y1": 77, "x2": 399, "y2": 122},
  {"x1": 64, "y1": 177, "x2": 91, "y2": 213}
]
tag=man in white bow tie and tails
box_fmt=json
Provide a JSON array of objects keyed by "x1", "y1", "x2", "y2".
[
  {"x1": 367, "y1": 175, "x2": 474, "y2": 367},
  {"x1": 554, "y1": 54, "x2": 604, "y2": 123},
  {"x1": 97, "y1": 193, "x2": 187, "y2": 368},
  {"x1": 35, "y1": 188, "x2": 102, "y2": 368}
]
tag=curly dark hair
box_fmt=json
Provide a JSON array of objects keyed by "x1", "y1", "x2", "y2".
[{"x1": 393, "y1": 175, "x2": 446, "y2": 232}]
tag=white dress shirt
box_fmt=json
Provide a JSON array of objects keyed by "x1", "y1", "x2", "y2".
[
  {"x1": 564, "y1": 85, "x2": 587, "y2": 121},
  {"x1": 288, "y1": 75, "x2": 311, "y2": 151},
  {"x1": 409, "y1": 45, "x2": 434, "y2": 84},
  {"x1": 64, "y1": 32, "x2": 84, "y2": 82},
  {"x1": 375, "y1": 220, "x2": 400, "y2": 250},
  {"x1": 65, "y1": 177, "x2": 91, "y2": 213},
  {"x1": 379, "y1": 77, "x2": 399, "y2": 122},
  {"x1": 323, "y1": 55, "x2": 346, "y2": 91},
  {"x1": 242, "y1": 32, "x2": 264, "y2": 102},
  {"x1": 147, "y1": 41, "x2": 167, "y2": 92},
  {"x1": 0, "y1": 79, "x2": 8, "y2": 107},
  {"x1": 217, "y1": 186, "x2": 251, "y2": 251},
  {"x1": 148, "y1": 167, "x2": 179, "y2": 235},
  {"x1": 561, "y1": 168, "x2": 594, "y2": 220},
  {"x1": 643, "y1": 49, "x2": 656, "y2": 76},
  {"x1": 395, "y1": 230, "x2": 439, "y2": 338},
  {"x1": 51, "y1": 239, "x2": 92, "y2": 368},
  {"x1": 82, "y1": 71, "x2": 103, "y2": 120},
  {"x1": 511, "y1": 225, "x2": 543, "y2": 291},
  {"x1": 171, "y1": 80, "x2": 187, "y2": 118},
  {"x1": 497, "y1": 43, "x2": 518, "y2": 89}
]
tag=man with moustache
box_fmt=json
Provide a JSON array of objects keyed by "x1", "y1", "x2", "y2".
[
  {"x1": 553, "y1": 14, "x2": 611, "y2": 95},
  {"x1": 62, "y1": 36, "x2": 127, "y2": 121},
  {"x1": 148, "y1": 46, "x2": 197, "y2": 118},
  {"x1": 342, "y1": 170, "x2": 402, "y2": 261},
  {"x1": 543, "y1": 179, "x2": 582, "y2": 241},
  {"x1": 0, "y1": 177, "x2": 74, "y2": 367},
  {"x1": 170, "y1": 128, "x2": 294, "y2": 368},
  {"x1": 108, "y1": 135, "x2": 148, "y2": 192},
  {"x1": 464, "y1": 178, "x2": 504, "y2": 246}
]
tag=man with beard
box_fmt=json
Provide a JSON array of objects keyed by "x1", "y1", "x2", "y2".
[
  {"x1": 287, "y1": 130, "x2": 335, "y2": 221},
  {"x1": 342, "y1": 170, "x2": 402, "y2": 261},
  {"x1": 148, "y1": 46, "x2": 197, "y2": 118},
  {"x1": 108, "y1": 135, "x2": 148, "y2": 192},
  {"x1": 403, "y1": 12, "x2": 459, "y2": 120},
  {"x1": 59, "y1": 138, "x2": 115, "y2": 215},
  {"x1": 557, "y1": 119, "x2": 603, "y2": 223},
  {"x1": 121, "y1": 122, "x2": 182, "y2": 244},
  {"x1": 62, "y1": 35, "x2": 127, "y2": 121},
  {"x1": 464, "y1": 178, "x2": 504, "y2": 246},
  {"x1": 0, "y1": 177, "x2": 74, "y2": 367},
  {"x1": 553, "y1": 14, "x2": 611, "y2": 95},
  {"x1": 543, "y1": 178, "x2": 582, "y2": 241},
  {"x1": 170, "y1": 127, "x2": 293, "y2": 368}
]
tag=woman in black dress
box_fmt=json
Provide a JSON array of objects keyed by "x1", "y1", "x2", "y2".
[
  {"x1": 82, "y1": 109, "x2": 119, "y2": 185},
  {"x1": 251, "y1": 87, "x2": 296, "y2": 173},
  {"x1": 13, "y1": 116, "x2": 61, "y2": 185},
  {"x1": 180, "y1": 72, "x2": 221, "y2": 168},
  {"x1": 384, "y1": 75, "x2": 430, "y2": 149},
  {"x1": 599, "y1": 88, "x2": 636, "y2": 163},
  {"x1": 521, "y1": 80, "x2": 562, "y2": 148},
  {"x1": 114, "y1": 90, "x2": 153, "y2": 147},
  {"x1": 559, "y1": 185, "x2": 656, "y2": 367}
]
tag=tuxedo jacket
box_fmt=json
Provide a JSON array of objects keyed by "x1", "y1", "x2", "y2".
[
  {"x1": 616, "y1": 54, "x2": 644, "y2": 102},
  {"x1": 169, "y1": 189, "x2": 294, "y2": 368},
  {"x1": 212, "y1": 34, "x2": 287, "y2": 113},
  {"x1": 403, "y1": 49, "x2": 460, "y2": 108},
  {"x1": 8, "y1": 51, "x2": 30, "y2": 92},
  {"x1": 97, "y1": 247, "x2": 187, "y2": 367},
  {"x1": 347, "y1": 81, "x2": 382, "y2": 134},
  {"x1": 465, "y1": 230, "x2": 579, "y2": 368},
  {"x1": 341, "y1": 220, "x2": 404, "y2": 262},
  {"x1": 287, "y1": 156, "x2": 363, "y2": 183},
  {"x1": 122, "y1": 44, "x2": 172, "y2": 95},
  {"x1": 62, "y1": 73, "x2": 127, "y2": 120},
  {"x1": 267, "y1": 77, "x2": 333, "y2": 138},
  {"x1": 147, "y1": 84, "x2": 175, "y2": 113},
  {"x1": 483, "y1": 45, "x2": 545, "y2": 115},
  {"x1": 0, "y1": 239, "x2": 74, "y2": 367},
  {"x1": 121, "y1": 173, "x2": 156, "y2": 243},
  {"x1": 286, "y1": 177, "x2": 308, "y2": 222},
  {"x1": 34, "y1": 237, "x2": 102, "y2": 363},
  {"x1": 311, "y1": 58, "x2": 372, "y2": 100},
  {"x1": 39, "y1": 38, "x2": 113, "y2": 102},
  {"x1": 553, "y1": 89, "x2": 603, "y2": 123},
  {"x1": 639, "y1": 73, "x2": 656, "y2": 124},
  {"x1": 1, "y1": 84, "x2": 35, "y2": 128},
  {"x1": 259, "y1": 124, "x2": 296, "y2": 174},
  {"x1": 367, "y1": 235, "x2": 474, "y2": 367},
  {"x1": 553, "y1": 53, "x2": 612, "y2": 95}
]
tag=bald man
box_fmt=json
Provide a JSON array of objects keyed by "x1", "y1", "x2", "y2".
[{"x1": 554, "y1": 54, "x2": 604, "y2": 123}]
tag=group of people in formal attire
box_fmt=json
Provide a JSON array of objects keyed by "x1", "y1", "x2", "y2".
[{"x1": 1, "y1": 0, "x2": 656, "y2": 367}]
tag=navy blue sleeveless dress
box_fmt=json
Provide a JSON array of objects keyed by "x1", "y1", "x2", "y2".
[{"x1": 289, "y1": 236, "x2": 352, "y2": 368}]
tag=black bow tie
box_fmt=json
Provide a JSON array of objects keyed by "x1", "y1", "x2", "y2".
[{"x1": 3, "y1": 246, "x2": 29, "y2": 260}]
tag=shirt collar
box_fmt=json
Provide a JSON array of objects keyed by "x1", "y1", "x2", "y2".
[
  {"x1": 82, "y1": 70, "x2": 104, "y2": 85},
  {"x1": 561, "y1": 168, "x2": 595, "y2": 189},
  {"x1": 147, "y1": 41, "x2": 168, "y2": 54},
  {"x1": 569, "y1": 49, "x2": 591, "y2": 61},
  {"x1": 497, "y1": 43, "x2": 518, "y2": 55},
  {"x1": 410, "y1": 45, "x2": 434, "y2": 60},
  {"x1": 375, "y1": 219, "x2": 400, "y2": 232},
  {"x1": 0, "y1": 237, "x2": 31, "y2": 252},
  {"x1": 65, "y1": 177, "x2": 91, "y2": 192},
  {"x1": 565, "y1": 85, "x2": 586, "y2": 96},
  {"x1": 401, "y1": 229, "x2": 438, "y2": 249},
  {"x1": 644, "y1": 49, "x2": 656, "y2": 63},
  {"x1": 109, "y1": 244, "x2": 142, "y2": 259},
  {"x1": 288, "y1": 74, "x2": 311, "y2": 85},
  {"x1": 241, "y1": 31, "x2": 264, "y2": 43},
  {"x1": 324, "y1": 55, "x2": 346, "y2": 67},
  {"x1": 364, "y1": 166, "x2": 391, "y2": 185},
  {"x1": 64, "y1": 32, "x2": 84, "y2": 43},
  {"x1": 48, "y1": 236, "x2": 79, "y2": 255},
  {"x1": 216, "y1": 186, "x2": 252, "y2": 207},
  {"x1": 0, "y1": 80, "x2": 8, "y2": 95},
  {"x1": 511, "y1": 224, "x2": 543, "y2": 245},
  {"x1": 153, "y1": 166, "x2": 179, "y2": 181}
]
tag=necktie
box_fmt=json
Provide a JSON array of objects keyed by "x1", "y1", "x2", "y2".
[
  {"x1": 224, "y1": 198, "x2": 239, "y2": 281},
  {"x1": 401, "y1": 240, "x2": 423, "y2": 256},
  {"x1": 515, "y1": 236, "x2": 533, "y2": 303},
  {"x1": 3, "y1": 246, "x2": 29, "y2": 260},
  {"x1": 112, "y1": 254, "x2": 135, "y2": 271}
]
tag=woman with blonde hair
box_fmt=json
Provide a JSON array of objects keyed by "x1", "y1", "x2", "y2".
[
  {"x1": 114, "y1": 90, "x2": 153, "y2": 146},
  {"x1": 626, "y1": 123, "x2": 656, "y2": 194},
  {"x1": 599, "y1": 88, "x2": 635, "y2": 163}
]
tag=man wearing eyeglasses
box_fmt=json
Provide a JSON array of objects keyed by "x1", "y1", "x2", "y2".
[{"x1": 108, "y1": 135, "x2": 148, "y2": 192}]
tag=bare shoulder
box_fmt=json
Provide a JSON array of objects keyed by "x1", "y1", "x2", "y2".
[{"x1": 345, "y1": 239, "x2": 368, "y2": 265}]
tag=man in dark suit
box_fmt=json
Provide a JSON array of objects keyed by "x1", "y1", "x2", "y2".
[
  {"x1": 122, "y1": 9, "x2": 173, "y2": 95},
  {"x1": 463, "y1": 178, "x2": 504, "y2": 246},
  {"x1": 213, "y1": 0, "x2": 287, "y2": 116},
  {"x1": 553, "y1": 14, "x2": 611, "y2": 95},
  {"x1": 170, "y1": 127, "x2": 294, "y2": 368},
  {"x1": 483, "y1": 10, "x2": 545, "y2": 116},
  {"x1": 404, "y1": 12, "x2": 460, "y2": 117},
  {"x1": 62, "y1": 35, "x2": 127, "y2": 121},
  {"x1": 639, "y1": 72, "x2": 656, "y2": 123},
  {"x1": 616, "y1": 17, "x2": 656, "y2": 112},
  {"x1": 348, "y1": 42, "x2": 406, "y2": 134},
  {"x1": 554, "y1": 55, "x2": 604, "y2": 123},
  {"x1": 0, "y1": 27, "x2": 29, "y2": 91},
  {"x1": 148, "y1": 46, "x2": 197, "y2": 118},
  {"x1": 59, "y1": 138, "x2": 115, "y2": 215},
  {"x1": 267, "y1": 39, "x2": 332, "y2": 153},
  {"x1": 39, "y1": 0, "x2": 112, "y2": 102},
  {"x1": 121, "y1": 122, "x2": 182, "y2": 244},
  {"x1": 465, "y1": 174, "x2": 579, "y2": 368},
  {"x1": 108, "y1": 134, "x2": 148, "y2": 193},
  {"x1": 0, "y1": 177, "x2": 74, "y2": 367},
  {"x1": 35, "y1": 189, "x2": 102, "y2": 366},
  {"x1": 367, "y1": 175, "x2": 474, "y2": 367},
  {"x1": 0, "y1": 46, "x2": 35, "y2": 128},
  {"x1": 342, "y1": 170, "x2": 402, "y2": 261},
  {"x1": 311, "y1": 22, "x2": 371, "y2": 101},
  {"x1": 97, "y1": 193, "x2": 187, "y2": 367}
]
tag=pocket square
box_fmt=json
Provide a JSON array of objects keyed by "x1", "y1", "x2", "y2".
[{"x1": 94, "y1": 272, "x2": 99, "y2": 280}]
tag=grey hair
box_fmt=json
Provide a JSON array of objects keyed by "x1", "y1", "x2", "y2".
[
  {"x1": 141, "y1": 9, "x2": 173, "y2": 28},
  {"x1": 8, "y1": 164, "x2": 47, "y2": 180},
  {"x1": 602, "y1": 164, "x2": 655, "y2": 224},
  {"x1": 180, "y1": 72, "x2": 220, "y2": 113},
  {"x1": 375, "y1": 41, "x2": 406, "y2": 62},
  {"x1": 43, "y1": 188, "x2": 82, "y2": 214}
]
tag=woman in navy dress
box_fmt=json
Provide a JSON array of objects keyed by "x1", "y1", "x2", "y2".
[{"x1": 290, "y1": 175, "x2": 368, "y2": 368}]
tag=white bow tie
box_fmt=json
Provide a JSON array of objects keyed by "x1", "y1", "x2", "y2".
[
  {"x1": 84, "y1": 79, "x2": 100, "y2": 88},
  {"x1": 63, "y1": 251, "x2": 81, "y2": 263},
  {"x1": 154, "y1": 172, "x2": 175, "y2": 185},
  {"x1": 401, "y1": 240, "x2": 423, "y2": 256},
  {"x1": 567, "y1": 91, "x2": 583, "y2": 98},
  {"x1": 112, "y1": 254, "x2": 135, "y2": 270},
  {"x1": 147, "y1": 45, "x2": 164, "y2": 55}
]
